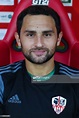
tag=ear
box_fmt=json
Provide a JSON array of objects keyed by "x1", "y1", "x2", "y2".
[
  {"x1": 57, "y1": 31, "x2": 63, "y2": 46},
  {"x1": 15, "y1": 32, "x2": 21, "y2": 47}
]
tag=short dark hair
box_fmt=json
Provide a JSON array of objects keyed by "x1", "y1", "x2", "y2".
[{"x1": 16, "y1": 5, "x2": 61, "y2": 36}]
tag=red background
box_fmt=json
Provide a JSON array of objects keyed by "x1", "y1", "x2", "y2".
[{"x1": 0, "y1": 0, "x2": 79, "y2": 40}]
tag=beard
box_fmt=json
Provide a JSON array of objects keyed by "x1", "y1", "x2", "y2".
[{"x1": 21, "y1": 46, "x2": 56, "y2": 64}]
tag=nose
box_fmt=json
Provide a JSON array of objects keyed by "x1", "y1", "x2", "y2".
[{"x1": 35, "y1": 35, "x2": 43, "y2": 47}]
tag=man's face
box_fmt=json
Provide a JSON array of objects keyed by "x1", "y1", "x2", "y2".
[{"x1": 15, "y1": 15, "x2": 62, "y2": 64}]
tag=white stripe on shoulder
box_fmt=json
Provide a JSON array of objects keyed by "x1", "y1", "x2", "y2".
[
  {"x1": 0, "y1": 61, "x2": 23, "y2": 74},
  {"x1": 59, "y1": 67, "x2": 79, "y2": 75},
  {"x1": 59, "y1": 64, "x2": 79, "y2": 78},
  {"x1": 59, "y1": 70, "x2": 79, "y2": 78},
  {"x1": 59, "y1": 64, "x2": 79, "y2": 73}
]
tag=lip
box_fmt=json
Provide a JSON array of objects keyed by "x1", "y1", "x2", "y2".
[{"x1": 32, "y1": 50, "x2": 46, "y2": 56}]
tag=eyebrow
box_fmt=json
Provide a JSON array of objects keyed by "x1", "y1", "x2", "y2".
[
  {"x1": 42, "y1": 30, "x2": 54, "y2": 33},
  {"x1": 24, "y1": 30, "x2": 54, "y2": 33}
]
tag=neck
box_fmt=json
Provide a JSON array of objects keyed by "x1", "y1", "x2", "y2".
[{"x1": 25, "y1": 58, "x2": 55, "y2": 76}]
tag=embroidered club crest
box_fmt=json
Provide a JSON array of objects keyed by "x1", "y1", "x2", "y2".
[{"x1": 52, "y1": 96, "x2": 67, "y2": 114}]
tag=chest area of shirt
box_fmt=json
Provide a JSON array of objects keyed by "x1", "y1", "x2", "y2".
[{"x1": 4, "y1": 84, "x2": 75, "y2": 118}]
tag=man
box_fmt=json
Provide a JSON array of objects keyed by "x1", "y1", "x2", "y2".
[{"x1": 0, "y1": 5, "x2": 79, "y2": 118}]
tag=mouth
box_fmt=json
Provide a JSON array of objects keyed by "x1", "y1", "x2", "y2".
[{"x1": 31, "y1": 50, "x2": 47, "y2": 56}]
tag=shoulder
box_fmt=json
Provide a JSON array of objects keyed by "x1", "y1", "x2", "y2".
[
  {"x1": 0, "y1": 60, "x2": 24, "y2": 104},
  {"x1": 0, "y1": 60, "x2": 23, "y2": 75},
  {"x1": 58, "y1": 62, "x2": 79, "y2": 78},
  {"x1": 0, "y1": 60, "x2": 24, "y2": 88}
]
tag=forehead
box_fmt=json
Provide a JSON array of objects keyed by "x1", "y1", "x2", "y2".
[{"x1": 22, "y1": 15, "x2": 56, "y2": 29}]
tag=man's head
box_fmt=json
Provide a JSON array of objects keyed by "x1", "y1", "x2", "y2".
[
  {"x1": 15, "y1": 5, "x2": 63, "y2": 64},
  {"x1": 16, "y1": 5, "x2": 61, "y2": 36}
]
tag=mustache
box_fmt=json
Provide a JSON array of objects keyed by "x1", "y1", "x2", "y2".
[{"x1": 29, "y1": 47, "x2": 49, "y2": 51}]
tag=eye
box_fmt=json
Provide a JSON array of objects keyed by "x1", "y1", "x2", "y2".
[
  {"x1": 26, "y1": 33, "x2": 34, "y2": 37},
  {"x1": 43, "y1": 33, "x2": 52, "y2": 37}
]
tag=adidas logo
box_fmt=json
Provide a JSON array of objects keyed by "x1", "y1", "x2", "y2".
[{"x1": 8, "y1": 94, "x2": 21, "y2": 104}]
